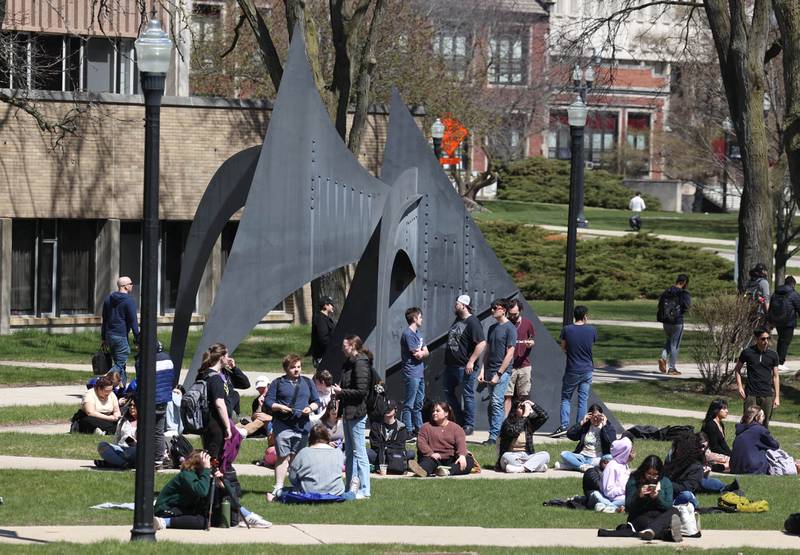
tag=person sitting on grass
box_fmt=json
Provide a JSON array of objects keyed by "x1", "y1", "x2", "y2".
[
  {"x1": 556, "y1": 404, "x2": 615, "y2": 472},
  {"x1": 495, "y1": 397, "x2": 549, "y2": 473},
  {"x1": 86, "y1": 370, "x2": 125, "y2": 400},
  {"x1": 582, "y1": 454, "x2": 612, "y2": 508},
  {"x1": 267, "y1": 424, "x2": 356, "y2": 502},
  {"x1": 154, "y1": 449, "x2": 271, "y2": 530},
  {"x1": 731, "y1": 405, "x2": 781, "y2": 475},
  {"x1": 310, "y1": 369, "x2": 334, "y2": 424},
  {"x1": 76, "y1": 375, "x2": 122, "y2": 435},
  {"x1": 95, "y1": 398, "x2": 138, "y2": 469},
  {"x1": 598, "y1": 455, "x2": 683, "y2": 543},
  {"x1": 700, "y1": 398, "x2": 731, "y2": 472},
  {"x1": 664, "y1": 433, "x2": 738, "y2": 508},
  {"x1": 592, "y1": 436, "x2": 635, "y2": 513},
  {"x1": 367, "y1": 400, "x2": 414, "y2": 474},
  {"x1": 318, "y1": 399, "x2": 344, "y2": 449},
  {"x1": 408, "y1": 401, "x2": 475, "y2": 477}
]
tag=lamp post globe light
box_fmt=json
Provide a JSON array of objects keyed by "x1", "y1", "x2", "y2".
[
  {"x1": 562, "y1": 95, "x2": 588, "y2": 328},
  {"x1": 431, "y1": 118, "x2": 445, "y2": 161},
  {"x1": 131, "y1": 16, "x2": 171, "y2": 543}
]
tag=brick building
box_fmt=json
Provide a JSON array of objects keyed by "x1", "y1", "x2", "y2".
[{"x1": 0, "y1": 1, "x2": 391, "y2": 334}]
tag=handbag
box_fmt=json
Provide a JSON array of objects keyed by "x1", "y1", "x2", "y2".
[
  {"x1": 766, "y1": 448, "x2": 798, "y2": 476},
  {"x1": 92, "y1": 348, "x2": 113, "y2": 375},
  {"x1": 675, "y1": 502, "x2": 699, "y2": 537}
]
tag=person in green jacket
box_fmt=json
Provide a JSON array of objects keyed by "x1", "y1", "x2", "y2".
[
  {"x1": 598, "y1": 454, "x2": 683, "y2": 542},
  {"x1": 153, "y1": 450, "x2": 271, "y2": 530}
]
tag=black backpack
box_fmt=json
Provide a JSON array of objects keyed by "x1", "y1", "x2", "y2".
[
  {"x1": 657, "y1": 289, "x2": 682, "y2": 324},
  {"x1": 169, "y1": 434, "x2": 194, "y2": 468},
  {"x1": 745, "y1": 278, "x2": 768, "y2": 314},
  {"x1": 365, "y1": 364, "x2": 388, "y2": 421},
  {"x1": 768, "y1": 290, "x2": 795, "y2": 326}
]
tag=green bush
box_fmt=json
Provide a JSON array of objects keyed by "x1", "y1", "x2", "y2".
[
  {"x1": 479, "y1": 222, "x2": 733, "y2": 300},
  {"x1": 496, "y1": 157, "x2": 661, "y2": 210}
]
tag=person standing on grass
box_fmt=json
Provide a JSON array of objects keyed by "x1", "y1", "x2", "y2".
[
  {"x1": 478, "y1": 298, "x2": 517, "y2": 445},
  {"x1": 733, "y1": 328, "x2": 780, "y2": 428},
  {"x1": 505, "y1": 299, "x2": 535, "y2": 417},
  {"x1": 552, "y1": 305, "x2": 597, "y2": 437},
  {"x1": 443, "y1": 294, "x2": 486, "y2": 436},
  {"x1": 656, "y1": 274, "x2": 691, "y2": 376},
  {"x1": 767, "y1": 276, "x2": 800, "y2": 372},
  {"x1": 100, "y1": 276, "x2": 139, "y2": 385},
  {"x1": 400, "y1": 307, "x2": 429, "y2": 438},
  {"x1": 308, "y1": 296, "x2": 336, "y2": 368}
]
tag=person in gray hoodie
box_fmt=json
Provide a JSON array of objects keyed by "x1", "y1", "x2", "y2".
[{"x1": 101, "y1": 276, "x2": 140, "y2": 385}]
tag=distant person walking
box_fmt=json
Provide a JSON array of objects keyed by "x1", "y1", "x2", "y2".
[
  {"x1": 656, "y1": 274, "x2": 691, "y2": 376},
  {"x1": 308, "y1": 296, "x2": 336, "y2": 368},
  {"x1": 443, "y1": 294, "x2": 486, "y2": 436},
  {"x1": 478, "y1": 298, "x2": 517, "y2": 445},
  {"x1": 552, "y1": 305, "x2": 598, "y2": 438},
  {"x1": 744, "y1": 263, "x2": 770, "y2": 326},
  {"x1": 734, "y1": 328, "x2": 780, "y2": 428},
  {"x1": 101, "y1": 276, "x2": 139, "y2": 385},
  {"x1": 505, "y1": 298, "x2": 535, "y2": 417},
  {"x1": 628, "y1": 192, "x2": 646, "y2": 231},
  {"x1": 767, "y1": 276, "x2": 800, "y2": 371}
]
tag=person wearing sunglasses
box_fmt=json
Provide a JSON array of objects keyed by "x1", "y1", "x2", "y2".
[{"x1": 733, "y1": 328, "x2": 780, "y2": 428}]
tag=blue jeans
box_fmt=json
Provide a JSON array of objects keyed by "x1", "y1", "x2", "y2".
[
  {"x1": 590, "y1": 490, "x2": 625, "y2": 508},
  {"x1": 661, "y1": 323, "x2": 684, "y2": 369},
  {"x1": 401, "y1": 375, "x2": 425, "y2": 433},
  {"x1": 700, "y1": 477, "x2": 725, "y2": 493},
  {"x1": 105, "y1": 334, "x2": 131, "y2": 384},
  {"x1": 97, "y1": 442, "x2": 136, "y2": 468},
  {"x1": 559, "y1": 451, "x2": 599, "y2": 470},
  {"x1": 443, "y1": 365, "x2": 477, "y2": 428},
  {"x1": 673, "y1": 490, "x2": 699, "y2": 508},
  {"x1": 344, "y1": 416, "x2": 370, "y2": 497},
  {"x1": 560, "y1": 371, "x2": 592, "y2": 428},
  {"x1": 487, "y1": 372, "x2": 511, "y2": 440}
]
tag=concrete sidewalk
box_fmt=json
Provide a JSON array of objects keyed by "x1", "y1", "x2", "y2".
[{"x1": 0, "y1": 524, "x2": 798, "y2": 549}]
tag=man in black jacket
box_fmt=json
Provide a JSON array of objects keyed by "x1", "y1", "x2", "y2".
[
  {"x1": 768, "y1": 276, "x2": 800, "y2": 371},
  {"x1": 367, "y1": 400, "x2": 413, "y2": 473},
  {"x1": 308, "y1": 296, "x2": 336, "y2": 368},
  {"x1": 657, "y1": 274, "x2": 691, "y2": 376}
]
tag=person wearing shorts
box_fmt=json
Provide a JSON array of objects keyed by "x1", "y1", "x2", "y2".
[
  {"x1": 265, "y1": 354, "x2": 320, "y2": 496},
  {"x1": 505, "y1": 298, "x2": 535, "y2": 417}
]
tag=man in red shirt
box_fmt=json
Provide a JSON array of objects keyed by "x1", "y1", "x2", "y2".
[{"x1": 505, "y1": 299, "x2": 535, "y2": 416}]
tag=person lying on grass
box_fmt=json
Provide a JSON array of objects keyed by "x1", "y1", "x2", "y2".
[
  {"x1": 495, "y1": 397, "x2": 549, "y2": 473},
  {"x1": 408, "y1": 401, "x2": 475, "y2": 477},
  {"x1": 153, "y1": 449, "x2": 271, "y2": 530}
]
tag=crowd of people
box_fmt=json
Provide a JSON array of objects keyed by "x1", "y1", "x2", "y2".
[{"x1": 78, "y1": 274, "x2": 799, "y2": 540}]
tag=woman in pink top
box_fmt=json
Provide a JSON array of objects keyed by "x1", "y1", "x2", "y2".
[{"x1": 408, "y1": 402, "x2": 475, "y2": 477}]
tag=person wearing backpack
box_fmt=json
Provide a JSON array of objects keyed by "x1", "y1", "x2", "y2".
[
  {"x1": 768, "y1": 276, "x2": 800, "y2": 371},
  {"x1": 332, "y1": 335, "x2": 372, "y2": 499},
  {"x1": 265, "y1": 353, "x2": 321, "y2": 497},
  {"x1": 198, "y1": 343, "x2": 237, "y2": 463},
  {"x1": 657, "y1": 274, "x2": 691, "y2": 376},
  {"x1": 744, "y1": 263, "x2": 770, "y2": 325}
]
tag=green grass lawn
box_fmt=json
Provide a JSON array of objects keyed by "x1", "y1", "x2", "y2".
[
  {"x1": 474, "y1": 200, "x2": 739, "y2": 241},
  {"x1": 532, "y1": 300, "x2": 658, "y2": 322},
  {"x1": 0, "y1": 366, "x2": 93, "y2": 387}
]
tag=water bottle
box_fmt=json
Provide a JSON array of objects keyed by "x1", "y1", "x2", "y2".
[{"x1": 220, "y1": 497, "x2": 231, "y2": 528}]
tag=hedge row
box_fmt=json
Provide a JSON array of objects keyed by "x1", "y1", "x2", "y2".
[
  {"x1": 479, "y1": 222, "x2": 733, "y2": 300},
  {"x1": 496, "y1": 157, "x2": 661, "y2": 211}
]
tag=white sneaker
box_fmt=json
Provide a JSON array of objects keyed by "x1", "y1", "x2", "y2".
[
  {"x1": 94, "y1": 428, "x2": 106, "y2": 436},
  {"x1": 153, "y1": 516, "x2": 166, "y2": 531},
  {"x1": 241, "y1": 512, "x2": 272, "y2": 528},
  {"x1": 554, "y1": 461, "x2": 561, "y2": 470},
  {"x1": 435, "y1": 466, "x2": 451, "y2": 477},
  {"x1": 602, "y1": 505, "x2": 618, "y2": 514},
  {"x1": 778, "y1": 364, "x2": 789, "y2": 372},
  {"x1": 534, "y1": 463, "x2": 548, "y2": 473},
  {"x1": 579, "y1": 464, "x2": 593, "y2": 473},
  {"x1": 355, "y1": 492, "x2": 370, "y2": 500}
]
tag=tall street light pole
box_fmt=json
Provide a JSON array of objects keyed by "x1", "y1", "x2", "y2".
[
  {"x1": 571, "y1": 63, "x2": 594, "y2": 229},
  {"x1": 131, "y1": 16, "x2": 172, "y2": 543},
  {"x1": 563, "y1": 96, "x2": 588, "y2": 328}
]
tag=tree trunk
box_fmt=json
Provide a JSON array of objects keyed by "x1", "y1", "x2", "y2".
[
  {"x1": 773, "y1": 1, "x2": 800, "y2": 206},
  {"x1": 347, "y1": 0, "x2": 385, "y2": 153},
  {"x1": 704, "y1": 0, "x2": 774, "y2": 289}
]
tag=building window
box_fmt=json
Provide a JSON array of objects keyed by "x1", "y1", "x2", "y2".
[
  {"x1": 549, "y1": 110, "x2": 619, "y2": 166},
  {"x1": 488, "y1": 28, "x2": 528, "y2": 85},
  {"x1": 0, "y1": 34, "x2": 138, "y2": 94},
  {"x1": 626, "y1": 113, "x2": 650, "y2": 150},
  {"x1": 119, "y1": 221, "x2": 142, "y2": 307},
  {"x1": 161, "y1": 221, "x2": 192, "y2": 314},
  {"x1": 11, "y1": 220, "x2": 96, "y2": 316},
  {"x1": 192, "y1": 3, "x2": 222, "y2": 45},
  {"x1": 433, "y1": 26, "x2": 471, "y2": 80}
]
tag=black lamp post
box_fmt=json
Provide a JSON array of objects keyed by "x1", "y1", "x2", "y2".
[
  {"x1": 571, "y1": 63, "x2": 594, "y2": 229},
  {"x1": 131, "y1": 16, "x2": 172, "y2": 543},
  {"x1": 431, "y1": 118, "x2": 445, "y2": 161},
  {"x1": 562, "y1": 96, "x2": 588, "y2": 328}
]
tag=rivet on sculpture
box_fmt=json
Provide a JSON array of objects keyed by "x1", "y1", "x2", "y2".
[{"x1": 169, "y1": 27, "x2": 617, "y2": 433}]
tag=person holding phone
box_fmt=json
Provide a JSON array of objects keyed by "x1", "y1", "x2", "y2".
[
  {"x1": 95, "y1": 398, "x2": 138, "y2": 468},
  {"x1": 556, "y1": 404, "x2": 615, "y2": 472}
]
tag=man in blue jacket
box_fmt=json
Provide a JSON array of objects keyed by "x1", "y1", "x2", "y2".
[{"x1": 101, "y1": 276, "x2": 140, "y2": 385}]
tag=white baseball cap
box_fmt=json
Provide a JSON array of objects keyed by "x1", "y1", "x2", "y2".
[
  {"x1": 456, "y1": 294, "x2": 471, "y2": 307},
  {"x1": 254, "y1": 376, "x2": 270, "y2": 389}
]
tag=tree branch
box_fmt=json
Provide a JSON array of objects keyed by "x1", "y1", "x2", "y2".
[
  {"x1": 347, "y1": 0, "x2": 385, "y2": 154},
  {"x1": 238, "y1": 0, "x2": 284, "y2": 91},
  {"x1": 221, "y1": 14, "x2": 247, "y2": 59}
]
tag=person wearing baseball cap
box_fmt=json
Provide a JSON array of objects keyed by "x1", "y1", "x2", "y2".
[
  {"x1": 307, "y1": 296, "x2": 336, "y2": 368},
  {"x1": 442, "y1": 293, "x2": 486, "y2": 436}
]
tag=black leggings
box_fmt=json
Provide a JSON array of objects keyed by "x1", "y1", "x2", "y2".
[
  {"x1": 78, "y1": 413, "x2": 117, "y2": 435},
  {"x1": 630, "y1": 508, "x2": 679, "y2": 540},
  {"x1": 202, "y1": 416, "x2": 225, "y2": 461},
  {"x1": 155, "y1": 507, "x2": 207, "y2": 530},
  {"x1": 418, "y1": 454, "x2": 475, "y2": 476}
]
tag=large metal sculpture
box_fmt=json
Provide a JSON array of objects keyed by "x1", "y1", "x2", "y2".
[{"x1": 172, "y1": 28, "x2": 616, "y2": 432}]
